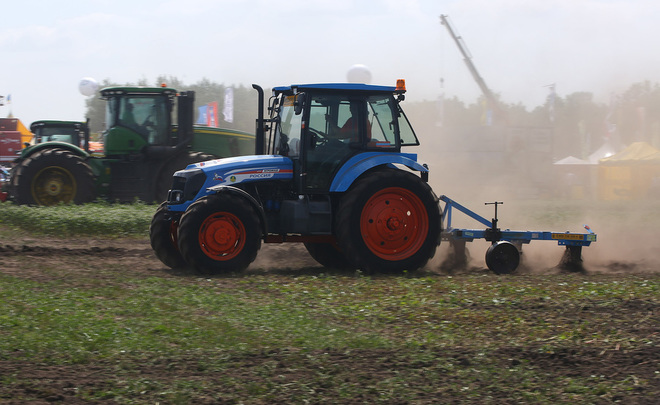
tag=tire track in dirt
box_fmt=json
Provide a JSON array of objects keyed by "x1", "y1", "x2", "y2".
[{"x1": 0, "y1": 244, "x2": 151, "y2": 257}]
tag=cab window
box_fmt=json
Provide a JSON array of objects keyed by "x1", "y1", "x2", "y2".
[
  {"x1": 273, "y1": 95, "x2": 302, "y2": 157},
  {"x1": 36, "y1": 127, "x2": 78, "y2": 145},
  {"x1": 305, "y1": 94, "x2": 360, "y2": 190},
  {"x1": 118, "y1": 96, "x2": 169, "y2": 145},
  {"x1": 366, "y1": 95, "x2": 397, "y2": 148},
  {"x1": 397, "y1": 104, "x2": 420, "y2": 146}
]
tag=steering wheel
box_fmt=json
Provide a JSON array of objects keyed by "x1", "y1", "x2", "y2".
[
  {"x1": 309, "y1": 127, "x2": 346, "y2": 149},
  {"x1": 308, "y1": 127, "x2": 329, "y2": 146},
  {"x1": 143, "y1": 114, "x2": 154, "y2": 128}
]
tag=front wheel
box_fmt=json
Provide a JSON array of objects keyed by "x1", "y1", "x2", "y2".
[
  {"x1": 150, "y1": 202, "x2": 187, "y2": 269},
  {"x1": 177, "y1": 193, "x2": 261, "y2": 274},
  {"x1": 335, "y1": 169, "x2": 441, "y2": 274}
]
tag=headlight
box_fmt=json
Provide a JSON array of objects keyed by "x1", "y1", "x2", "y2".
[{"x1": 168, "y1": 169, "x2": 206, "y2": 204}]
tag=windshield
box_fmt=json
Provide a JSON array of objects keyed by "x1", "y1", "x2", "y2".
[
  {"x1": 106, "y1": 95, "x2": 170, "y2": 145},
  {"x1": 35, "y1": 127, "x2": 79, "y2": 145},
  {"x1": 271, "y1": 95, "x2": 302, "y2": 157},
  {"x1": 364, "y1": 94, "x2": 419, "y2": 147},
  {"x1": 397, "y1": 104, "x2": 420, "y2": 146}
]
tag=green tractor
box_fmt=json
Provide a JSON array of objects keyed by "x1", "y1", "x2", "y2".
[{"x1": 9, "y1": 86, "x2": 254, "y2": 205}]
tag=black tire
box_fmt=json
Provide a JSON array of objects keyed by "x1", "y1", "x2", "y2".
[
  {"x1": 11, "y1": 148, "x2": 95, "y2": 206},
  {"x1": 485, "y1": 241, "x2": 520, "y2": 275},
  {"x1": 304, "y1": 242, "x2": 355, "y2": 270},
  {"x1": 155, "y1": 152, "x2": 217, "y2": 202},
  {"x1": 177, "y1": 193, "x2": 261, "y2": 274},
  {"x1": 150, "y1": 202, "x2": 187, "y2": 269},
  {"x1": 335, "y1": 169, "x2": 441, "y2": 274}
]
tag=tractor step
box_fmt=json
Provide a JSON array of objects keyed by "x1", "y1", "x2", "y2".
[{"x1": 280, "y1": 196, "x2": 332, "y2": 235}]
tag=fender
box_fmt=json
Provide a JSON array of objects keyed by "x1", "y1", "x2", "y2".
[
  {"x1": 17, "y1": 143, "x2": 89, "y2": 162},
  {"x1": 329, "y1": 152, "x2": 429, "y2": 192},
  {"x1": 206, "y1": 184, "x2": 269, "y2": 237}
]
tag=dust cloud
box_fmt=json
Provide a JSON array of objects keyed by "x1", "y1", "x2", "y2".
[
  {"x1": 251, "y1": 97, "x2": 658, "y2": 275},
  {"x1": 407, "y1": 104, "x2": 660, "y2": 275}
]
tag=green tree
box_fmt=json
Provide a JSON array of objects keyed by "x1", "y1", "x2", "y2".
[
  {"x1": 615, "y1": 81, "x2": 660, "y2": 146},
  {"x1": 84, "y1": 78, "x2": 122, "y2": 136}
]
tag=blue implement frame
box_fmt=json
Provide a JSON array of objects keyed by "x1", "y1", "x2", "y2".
[{"x1": 440, "y1": 195, "x2": 597, "y2": 247}]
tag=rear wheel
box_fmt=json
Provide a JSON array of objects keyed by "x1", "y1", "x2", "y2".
[
  {"x1": 335, "y1": 169, "x2": 440, "y2": 274},
  {"x1": 304, "y1": 242, "x2": 355, "y2": 270},
  {"x1": 150, "y1": 202, "x2": 187, "y2": 269},
  {"x1": 11, "y1": 148, "x2": 95, "y2": 205},
  {"x1": 177, "y1": 193, "x2": 261, "y2": 274}
]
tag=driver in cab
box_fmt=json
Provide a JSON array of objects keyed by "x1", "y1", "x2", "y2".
[{"x1": 328, "y1": 101, "x2": 371, "y2": 142}]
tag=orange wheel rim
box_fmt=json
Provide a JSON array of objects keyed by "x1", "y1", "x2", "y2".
[
  {"x1": 198, "y1": 212, "x2": 246, "y2": 261},
  {"x1": 360, "y1": 187, "x2": 428, "y2": 260}
]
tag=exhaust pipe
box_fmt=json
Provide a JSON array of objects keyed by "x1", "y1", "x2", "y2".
[{"x1": 252, "y1": 84, "x2": 265, "y2": 155}]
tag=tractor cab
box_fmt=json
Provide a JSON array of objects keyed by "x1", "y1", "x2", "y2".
[
  {"x1": 100, "y1": 86, "x2": 183, "y2": 157},
  {"x1": 267, "y1": 81, "x2": 420, "y2": 191},
  {"x1": 30, "y1": 120, "x2": 90, "y2": 151}
]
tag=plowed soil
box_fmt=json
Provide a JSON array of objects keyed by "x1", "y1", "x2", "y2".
[{"x1": 1, "y1": 230, "x2": 658, "y2": 404}]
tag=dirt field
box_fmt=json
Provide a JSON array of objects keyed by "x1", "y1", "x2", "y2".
[{"x1": 1, "y1": 225, "x2": 658, "y2": 403}]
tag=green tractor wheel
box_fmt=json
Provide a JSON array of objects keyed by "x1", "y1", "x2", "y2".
[{"x1": 12, "y1": 148, "x2": 95, "y2": 206}]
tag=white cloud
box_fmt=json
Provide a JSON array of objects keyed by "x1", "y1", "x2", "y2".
[{"x1": 3, "y1": 0, "x2": 660, "y2": 124}]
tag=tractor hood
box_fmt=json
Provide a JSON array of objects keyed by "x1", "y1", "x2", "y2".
[
  {"x1": 186, "y1": 155, "x2": 294, "y2": 186},
  {"x1": 168, "y1": 155, "x2": 294, "y2": 210}
]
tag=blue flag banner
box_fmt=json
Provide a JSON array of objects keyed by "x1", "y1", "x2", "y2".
[{"x1": 196, "y1": 105, "x2": 208, "y2": 125}]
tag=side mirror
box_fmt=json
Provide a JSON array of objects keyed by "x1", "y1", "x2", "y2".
[{"x1": 294, "y1": 92, "x2": 306, "y2": 115}]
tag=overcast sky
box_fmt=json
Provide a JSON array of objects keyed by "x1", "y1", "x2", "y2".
[{"x1": 2, "y1": 0, "x2": 659, "y2": 125}]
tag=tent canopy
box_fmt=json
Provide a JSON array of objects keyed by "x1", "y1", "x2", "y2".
[
  {"x1": 599, "y1": 142, "x2": 660, "y2": 164},
  {"x1": 554, "y1": 155, "x2": 590, "y2": 165},
  {"x1": 588, "y1": 138, "x2": 619, "y2": 164}
]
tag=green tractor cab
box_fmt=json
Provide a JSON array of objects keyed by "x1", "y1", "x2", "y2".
[{"x1": 29, "y1": 120, "x2": 91, "y2": 151}]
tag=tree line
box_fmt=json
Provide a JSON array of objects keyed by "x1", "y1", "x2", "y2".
[
  {"x1": 428, "y1": 80, "x2": 660, "y2": 160},
  {"x1": 85, "y1": 77, "x2": 660, "y2": 160}
]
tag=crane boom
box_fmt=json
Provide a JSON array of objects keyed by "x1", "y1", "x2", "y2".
[{"x1": 440, "y1": 14, "x2": 503, "y2": 122}]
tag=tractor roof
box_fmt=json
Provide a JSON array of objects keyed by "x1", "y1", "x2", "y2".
[
  {"x1": 99, "y1": 86, "x2": 178, "y2": 98},
  {"x1": 273, "y1": 82, "x2": 403, "y2": 95},
  {"x1": 30, "y1": 120, "x2": 86, "y2": 131}
]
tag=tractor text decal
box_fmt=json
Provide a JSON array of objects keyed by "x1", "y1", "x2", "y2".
[{"x1": 216, "y1": 167, "x2": 293, "y2": 184}]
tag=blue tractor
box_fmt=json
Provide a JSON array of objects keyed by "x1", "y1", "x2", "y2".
[{"x1": 150, "y1": 80, "x2": 441, "y2": 274}]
